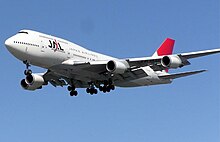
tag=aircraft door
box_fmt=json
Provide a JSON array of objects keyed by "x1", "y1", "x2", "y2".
[
  {"x1": 41, "y1": 40, "x2": 46, "y2": 52},
  {"x1": 67, "y1": 47, "x2": 71, "y2": 59}
]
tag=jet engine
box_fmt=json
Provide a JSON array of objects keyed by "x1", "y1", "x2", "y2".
[
  {"x1": 20, "y1": 74, "x2": 45, "y2": 90},
  {"x1": 161, "y1": 55, "x2": 183, "y2": 69},
  {"x1": 106, "y1": 60, "x2": 128, "y2": 74}
]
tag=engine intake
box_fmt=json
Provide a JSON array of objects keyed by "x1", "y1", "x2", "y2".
[
  {"x1": 161, "y1": 55, "x2": 183, "y2": 69},
  {"x1": 106, "y1": 60, "x2": 128, "y2": 74},
  {"x1": 20, "y1": 74, "x2": 45, "y2": 90}
]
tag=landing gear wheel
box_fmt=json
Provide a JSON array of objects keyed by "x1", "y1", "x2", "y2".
[
  {"x1": 106, "y1": 86, "x2": 111, "y2": 92},
  {"x1": 70, "y1": 91, "x2": 74, "y2": 96},
  {"x1": 73, "y1": 91, "x2": 78, "y2": 96},
  {"x1": 24, "y1": 69, "x2": 32, "y2": 75},
  {"x1": 86, "y1": 81, "x2": 99, "y2": 95},
  {"x1": 86, "y1": 87, "x2": 98, "y2": 95},
  {"x1": 86, "y1": 88, "x2": 90, "y2": 93},
  {"x1": 110, "y1": 85, "x2": 115, "y2": 90},
  {"x1": 94, "y1": 89, "x2": 98, "y2": 94},
  {"x1": 90, "y1": 88, "x2": 95, "y2": 95},
  {"x1": 70, "y1": 90, "x2": 78, "y2": 96},
  {"x1": 67, "y1": 86, "x2": 72, "y2": 91},
  {"x1": 68, "y1": 84, "x2": 77, "y2": 96},
  {"x1": 99, "y1": 86, "x2": 103, "y2": 91}
]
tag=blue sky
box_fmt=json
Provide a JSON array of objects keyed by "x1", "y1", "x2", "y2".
[{"x1": 0, "y1": 0, "x2": 219, "y2": 142}]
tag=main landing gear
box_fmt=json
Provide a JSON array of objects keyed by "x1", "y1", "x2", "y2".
[
  {"x1": 86, "y1": 80, "x2": 115, "y2": 95},
  {"x1": 68, "y1": 85, "x2": 78, "y2": 96},
  {"x1": 69, "y1": 80, "x2": 115, "y2": 96},
  {"x1": 98, "y1": 80, "x2": 115, "y2": 93},
  {"x1": 86, "y1": 83, "x2": 98, "y2": 95}
]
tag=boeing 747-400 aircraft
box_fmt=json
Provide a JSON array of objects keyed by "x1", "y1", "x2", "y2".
[{"x1": 5, "y1": 30, "x2": 220, "y2": 96}]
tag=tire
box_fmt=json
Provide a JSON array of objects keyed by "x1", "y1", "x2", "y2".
[
  {"x1": 91, "y1": 88, "x2": 94, "y2": 93},
  {"x1": 103, "y1": 87, "x2": 107, "y2": 93},
  {"x1": 67, "y1": 86, "x2": 72, "y2": 91},
  {"x1": 70, "y1": 91, "x2": 74, "y2": 96},
  {"x1": 86, "y1": 88, "x2": 90, "y2": 93},
  {"x1": 99, "y1": 86, "x2": 103, "y2": 91},
  {"x1": 24, "y1": 69, "x2": 32, "y2": 75},
  {"x1": 106, "y1": 87, "x2": 110, "y2": 92},
  {"x1": 70, "y1": 91, "x2": 78, "y2": 96},
  {"x1": 27, "y1": 70, "x2": 32, "y2": 75},
  {"x1": 73, "y1": 91, "x2": 78, "y2": 96},
  {"x1": 24, "y1": 70, "x2": 28, "y2": 75},
  {"x1": 94, "y1": 89, "x2": 98, "y2": 94},
  {"x1": 110, "y1": 85, "x2": 115, "y2": 90}
]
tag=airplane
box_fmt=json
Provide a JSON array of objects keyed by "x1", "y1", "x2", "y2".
[{"x1": 4, "y1": 29, "x2": 220, "y2": 96}]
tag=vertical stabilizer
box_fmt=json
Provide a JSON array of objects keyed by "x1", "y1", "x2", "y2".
[
  {"x1": 152, "y1": 38, "x2": 175, "y2": 72},
  {"x1": 152, "y1": 38, "x2": 175, "y2": 57}
]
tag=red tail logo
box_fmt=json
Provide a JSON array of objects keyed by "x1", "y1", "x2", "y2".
[
  {"x1": 157, "y1": 38, "x2": 175, "y2": 56},
  {"x1": 152, "y1": 38, "x2": 175, "y2": 73}
]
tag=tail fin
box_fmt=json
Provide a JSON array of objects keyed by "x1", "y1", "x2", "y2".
[
  {"x1": 152, "y1": 38, "x2": 175, "y2": 73},
  {"x1": 152, "y1": 38, "x2": 175, "y2": 57}
]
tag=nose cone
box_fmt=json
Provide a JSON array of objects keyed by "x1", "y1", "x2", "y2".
[
  {"x1": 5, "y1": 37, "x2": 13, "y2": 49},
  {"x1": 5, "y1": 35, "x2": 28, "y2": 61},
  {"x1": 5, "y1": 36, "x2": 21, "y2": 58}
]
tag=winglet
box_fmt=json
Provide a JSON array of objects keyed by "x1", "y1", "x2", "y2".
[{"x1": 153, "y1": 38, "x2": 175, "y2": 57}]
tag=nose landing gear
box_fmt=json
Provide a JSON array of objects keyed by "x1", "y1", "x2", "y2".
[{"x1": 23, "y1": 60, "x2": 32, "y2": 75}]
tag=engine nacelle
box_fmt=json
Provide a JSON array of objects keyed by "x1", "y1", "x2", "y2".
[
  {"x1": 20, "y1": 74, "x2": 45, "y2": 91},
  {"x1": 161, "y1": 55, "x2": 183, "y2": 69},
  {"x1": 106, "y1": 60, "x2": 128, "y2": 74}
]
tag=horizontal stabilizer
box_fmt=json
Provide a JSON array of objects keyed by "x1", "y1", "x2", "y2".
[{"x1": 159, "y1": 70, "x2": 207, "y2": 80}]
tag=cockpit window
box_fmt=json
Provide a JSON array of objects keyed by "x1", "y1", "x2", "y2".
[{"x1": 18, "y1": 31, "x2": 28, "y2": 34}]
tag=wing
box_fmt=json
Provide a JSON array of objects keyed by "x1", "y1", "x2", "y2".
[
  {"x1": 44, "y1": 60, "x2": 107, "y2": 88},
  {"x1": 44, "y1": 58, "x2": 150, "y2": 88},
  {"x1": 181, "y1": 48, "x2": 220, "y2": 59},
  {"x1": 43, "y1": 48, "x2": 220, "y2": 88},
  {"x1": 127, "y1": 48, "x2": 220, "y2": 71}
]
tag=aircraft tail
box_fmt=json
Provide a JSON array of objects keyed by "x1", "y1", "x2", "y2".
[
  {"x1": 152, "y1": 38, "x2": 175, "y2": 72},
  {"x1": 152, "y1": 38, "x2": 175, "y2": 57}
]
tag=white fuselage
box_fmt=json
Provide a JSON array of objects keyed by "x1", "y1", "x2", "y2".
[
  {"x1": 5, "y1": 30, "x2": 115, "y2": 68},
  {"x1": 5, "y1": 30, "x2": 171, "y2": 88}
]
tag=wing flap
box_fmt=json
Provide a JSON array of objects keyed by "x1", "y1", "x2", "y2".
[{"x1": 43, "y1": 70, "x2": 67, "y2": 87}]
